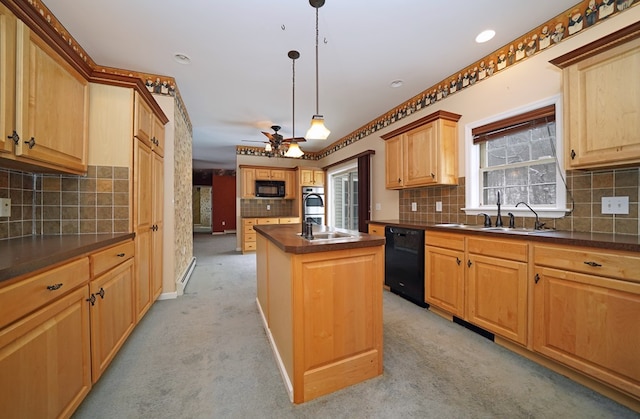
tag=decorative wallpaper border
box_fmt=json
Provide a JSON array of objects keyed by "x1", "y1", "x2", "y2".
[{"x1": 237, "y1": 0, "x2": 638, "y2": 161}]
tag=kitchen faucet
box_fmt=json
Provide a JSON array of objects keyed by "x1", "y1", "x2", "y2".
[
  {"x1": 495, "y1": 191, "x2": 503, "y2": 227},
  {"x1": 302, "y1": 193, "x2": 324, "y2": 239},
  {"x1": 515, "y1": 201, "x2": 545, "y2": 230}
]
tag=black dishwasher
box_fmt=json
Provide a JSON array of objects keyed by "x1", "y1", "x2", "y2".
[{"x1": 384, "y1": 226, "x2": 427, "y2": 308}]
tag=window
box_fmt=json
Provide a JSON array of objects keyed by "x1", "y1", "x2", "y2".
[
  {"x1": 464, "y1": 96, "x2": 568, "y2": 218},
  {"x1": 331, "y1": 167, "x2": 359, "y2": 230}
]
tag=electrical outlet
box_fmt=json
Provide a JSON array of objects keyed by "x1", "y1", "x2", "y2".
[
  {"x1": 222, "y1": 221, "x2": 226, "y2": 226},
  {"x1": 0, "y1": 198, "x2": 10, "y2": 217},
  {"x1": 267, "y1": 204, "x2": 271, "y2": 211},
  {"x1": 435, "y1": 201, "x2": 442, "y2": 212},
  {"x1": 602, "y1": 196, "x2": 629, "y2": 214},
  {"x1": 375, "y1": 203, "x2": 381, "y2": 211},
  {"x1": 411, "y1": 202, "x2": 417, "y2": 212}
]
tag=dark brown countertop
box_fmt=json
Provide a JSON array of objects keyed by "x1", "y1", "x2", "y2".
[
  {"x1": 369, "y1": 220, "x2": 640, "y2": 253},
  {"x1": 254, "y1": 224, "x2": 385, "y2": 254},
  {"x1": 0, "y1": 233, "x2": 135, "y2": 283}
]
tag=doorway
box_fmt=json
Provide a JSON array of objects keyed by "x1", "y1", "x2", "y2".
[{"x1": 193, "y1": 186, "x2": 212, "y2": 233}]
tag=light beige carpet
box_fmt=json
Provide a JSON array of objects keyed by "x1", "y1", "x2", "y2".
[{"x1": 72, "y1": 233, "x2": 638, "y2": 418}]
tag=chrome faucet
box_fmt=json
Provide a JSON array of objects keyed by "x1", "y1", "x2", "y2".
[
  {"x1": 495, "y1": 191, "x2": 503, "y2": 227},
  {"x1": 302, "y1": 193, "x2": 324, "y2": 238},
  {"x1": 515, "y1": 202, "x2": 545, "y2": 230}
]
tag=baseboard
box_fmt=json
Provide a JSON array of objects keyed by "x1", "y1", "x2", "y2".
[
  {"x1": 158, "y1": 291, "x2": 177, "y2": 300},
  {"x1": 176, "y1": 257, "x2": 197, "y2": 296},
  {"x1": 256, "y1": 298, "x2": 293, "y2": 403}
]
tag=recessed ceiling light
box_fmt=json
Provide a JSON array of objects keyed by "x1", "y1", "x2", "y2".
[
  {"x1": 475, "y1": 29, "x2": 495, "y2": 43},
  {"x1": 390, "y1": 79, "x2": 403, "y2": 88},
  {"x1": 174, "y1": 53, "x2": 191, "y2": 64}
]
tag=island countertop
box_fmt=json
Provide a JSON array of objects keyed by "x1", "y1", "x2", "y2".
[{"x1": 253, "y1": 224, "x2": 385, "y2": 254}]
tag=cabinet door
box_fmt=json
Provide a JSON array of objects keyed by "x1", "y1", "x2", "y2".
[
  {"x1": 134, "y1": 140, "x2": 153, "y2": 321},
  {"x1": 564, "y1": 36, "x2": 640, "y2": 169},
  {"x1": 384, "y1": 136, "x2": 403, "y2": 189},
  {"x1": 151, "y1": 152, "x2": 164, "y2": 300},
  {"x1": 300, "y1": 169, "x2": 314, "y2": 186},
  {"x1": 152, "y1": 116, "x2": 165, "y2": 158},
  {"x1": 134, "y1": 93, "x2": 153, "y2": 147},
  {"x1": 425, "y1": 246, "x2": 465, "y2": 317},
  {"x1": 255, "y1": 168, "x2": 271, "y2": 180},
  {"x1": 242, "y1": 168, "x2": 256, "y2": 198},
  {"x1": 533, "y1": 266, "x2": 640, "y2": 399},
  {"x1": 15, "y1": 21, "x2": 88, "y2": 174},
  {"x1": 0, "y1": 3, "x2": 16, "y2": 155},
  {"x1": 0, "y1": 286, "x2": 91, "y2": 419},
  {"x1": 404, "y1": 123, "x2": 437, "y2": 187},
  {"x1": 285, "y1": 170, "x2": 296, "y2": 199},
  {"x1": 89, "y1": 258, "x2": 135, "y2": 383},
  {"x1": 467, "y1": 254, "x2": 528, "y2": 344},
  {"x1": 270, "y1": 169, "x2": 285, "y2": 180},
  {"x1": 313, "y1": 170, "x2": 324, "y2": 186},
  {"x1": 367, "y1": 223, "x2": 385, "y2": 237}
]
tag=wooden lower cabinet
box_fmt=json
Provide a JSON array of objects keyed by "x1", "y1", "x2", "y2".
[
  {"x1": 425, "y1": 231, "x2": 465, "y2": 317},
  {"x1": 242, "y1": 217, "x2": 297, "y2": 253},
  {"x1": 0, "y1": 286, "x2": 92, "y2": 419},
  {"x1": 89, "y1": 258, "x2": 135, "y2": 383},
  {"x1": 533, "y1": 243, "x2": 640, "y2": 400},
  {"x1": 367, "y1": 223, "x2": 385, "y2": 237}
]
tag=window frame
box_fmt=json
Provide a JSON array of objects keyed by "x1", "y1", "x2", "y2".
[
  {"x1": 326, "y1": 161, "x2": 358, "y2": 229},
  {"x1": 463, "y1": 95, "x2": 569, "y2": 218}
]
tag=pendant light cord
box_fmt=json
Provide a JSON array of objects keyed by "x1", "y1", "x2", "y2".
[
  {"x1": 314, "y1": 6, "x2": 319, "y2": 114},
  {"x1": 292, "y1": 54, "x2": 296, "y2": 139}
]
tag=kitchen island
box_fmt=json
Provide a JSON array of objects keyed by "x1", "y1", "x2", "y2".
[{"x1": 253, "y1": 224, "x2": 385, "y2": 404}]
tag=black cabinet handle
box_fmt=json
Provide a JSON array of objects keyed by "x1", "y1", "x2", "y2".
[
  {"x1": 117, "y1": 253, "x2": 126, "y2": 257},
  {"x1": 7, "y1": 130, "x2": 20, "y2": 145},
  {"x1": 46, "y1": 283, "x2": 63, "y2": 291},
  {"x1": 97, "y1": 287, "x2": 105, "y2": 299},
  {"x1": 584, "y1": 261, "x2": 602, "y2": 267},
  {"x1": 534, "y1": 273, "x2": 540, "y2": 284},
  {"x1": 86, "y1": 294, "x2": 96, "y2": 306},
  {"x1": 24, "y1": 137, "x2": 36, "y2": 149},
  {"x1": 467, "y1": 260, "x2": 472, "y2": 268},
  {"x1": 456, "y1": 257, "x2": 461, "y2": 266},
  {"x1": 570, "y1": 149, "x2": 576, "y2": 160}
]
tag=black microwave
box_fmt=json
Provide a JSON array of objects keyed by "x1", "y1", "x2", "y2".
[{"x1": 255, "y1": 180, "x2": 286, "y2": 198}]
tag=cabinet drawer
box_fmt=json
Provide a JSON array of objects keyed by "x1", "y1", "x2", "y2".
[
  {"x1": 244, "y1": 233, "x2": 256, "y2": 243},
  {"x1": 91, "y1": 240, "x2": 135, "y2": 277},
  {"x1": 256, "y1": 218, "x2": 278, "y2": 225},
  {"x1": 244, "y1": 242, "x2": 257, "y2": 251},
  {"x1": 279, "y1": 217, "x2": 300, "y2": 224},
  {"x1": 243, "y1": 218, "x2": 257, "y2": 226},
  {"x1": 534, "y1": 244, "x2": 640, "y2": 282},
  {"x1": 467, "y1": 236, "x2": 527, "y2": 262},
  {"x1": 425, "y1": 230, "x2": 464, "y2": 251},
  {"x1": 0, "y1": 257, "x2": 90, "y2": 329}
]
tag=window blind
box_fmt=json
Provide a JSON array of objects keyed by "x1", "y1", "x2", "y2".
[{"x1": 472, "y1": 104, "x2": 555, "y2": 144}]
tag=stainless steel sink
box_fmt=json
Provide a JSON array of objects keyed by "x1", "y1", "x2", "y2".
[{"x1": 298, "y1": 231, "x2": 355, "y2": 241}]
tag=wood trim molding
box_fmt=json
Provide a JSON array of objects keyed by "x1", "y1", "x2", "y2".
[
  {"x1": 550, "y1": 20, "x2": 640, "y2": 68},
  {"x1": 322, "y1": 150, "x2": 375, "y2": 171},
  {"x1": 380, "y1": 110, "x2": 462, "y2": 140}
]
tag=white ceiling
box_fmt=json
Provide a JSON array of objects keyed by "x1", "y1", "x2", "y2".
[{"x1": 42, "y1": 0, "x2": 579, "y2": 170}]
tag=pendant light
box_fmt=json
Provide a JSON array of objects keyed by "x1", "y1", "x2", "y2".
[
  {"x1": 305, "y1": 0, "x2": 331, "y2": 141},
  {"x1": 285, "y1": 50, "x2": 304, "y2": 158}
]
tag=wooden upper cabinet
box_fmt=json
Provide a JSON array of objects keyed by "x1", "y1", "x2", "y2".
[
  {"x1": 241, "y1": 168, "x2": 256, "y2": 198},
  {"x1": 0, "y1": 3, "x2": 16, "y2": 156},
  {"x1": 152, "y1": 115, "x2": 165, "y2": 158},
  {"x1": 255, "y1": 168, "x2": 285, "y2": 180},
  {"x1": 299, "y1": 168, "x2": 324, "y2": 186},
  {"x1": 134, "y1": 92, "x2": 153, "y2": 146},
  {"x1": 12, "y1": 20, "x2": 88, "y2": 174},
  {"x1": 382, "y1": 110, "x2": 460, "y2": 189},
  {"x1": 551, "y1": 22, "x2": 640, "y2": 169}
]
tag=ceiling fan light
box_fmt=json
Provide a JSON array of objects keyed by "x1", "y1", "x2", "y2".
[
  {"x1": 305, "y1": 115, "x2": 330, "y2": 140},
  {"x1": 285, "y1": 142, "x2": 304, "y2": 158},
  {"x1": 265, "y1": 143, "x2": 272, "y2": 152}
]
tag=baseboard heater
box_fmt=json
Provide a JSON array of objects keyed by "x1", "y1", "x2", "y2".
[
  {"x1": 177, "y1": 257, "x2": 197, "y2": 295},
  {"x1": 453, "y1": 316, "x2": 495, "y2": 341}
]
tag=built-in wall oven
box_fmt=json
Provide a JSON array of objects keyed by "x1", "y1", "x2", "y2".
[{"x1": 302, "y1": 186, "x2": 325, "y2": 225}]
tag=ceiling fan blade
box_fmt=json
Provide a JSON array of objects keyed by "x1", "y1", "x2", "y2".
[
  {"x1": 283, "y1": 137, "x2": 307, "y2": 143},
  {"x1": 261, "y1": 131, "x2": 276, "y2": 141},
  {"x1": 241, "y1": 139, "x2": 268, "y2": 144}
]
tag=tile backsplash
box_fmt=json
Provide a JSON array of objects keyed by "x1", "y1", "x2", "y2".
[
  {"x1": 241, "y1": 198, "x2": 296, "y2": 218},
  {"x1": 399, "y1": 168, "x2": 640, "y2": 235},
  {"x1": 0, "y1": 166, "x2": 130, "y2": 240}
]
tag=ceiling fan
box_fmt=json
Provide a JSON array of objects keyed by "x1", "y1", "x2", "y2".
[{"x1": 242, "y1": 125, "x2": 306, "y2": 156}]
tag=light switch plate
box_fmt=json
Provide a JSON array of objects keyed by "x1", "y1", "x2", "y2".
[
  {"x1": 602, "y1": 196, "x2": 629, "y2": 215},
  {"x1": 411, "y1": 202, "x2": 417, "y2": 212},
  {"x1": 0, "y1": 198, "x2": 10, "y2": 217},
  {"x1": 435, "y1": 201, "x2": 442, "y2": 212}
]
